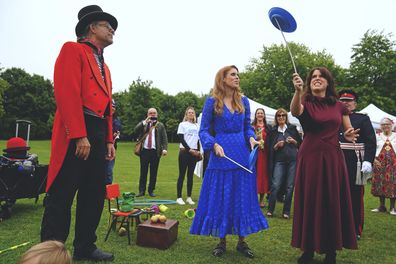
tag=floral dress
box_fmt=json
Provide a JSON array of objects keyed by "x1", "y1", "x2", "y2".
[{"x1": 371, "y1": 139, "x2": 396, "y2": 198}]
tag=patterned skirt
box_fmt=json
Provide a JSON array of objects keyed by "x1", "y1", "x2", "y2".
[{"x1": 371, "y1": 142, "x2": 396, "y2": 198}]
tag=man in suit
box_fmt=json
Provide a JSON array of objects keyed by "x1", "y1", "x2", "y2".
[
  {"x1": 40, "y1": 5, "x2": 117, "y2": 262},
  {"x1": 338, "y1": 89, "x2": 376, "y2": 239},
  {"x1": 134, "y1": 108, "x2": 168, "y2": 197}
]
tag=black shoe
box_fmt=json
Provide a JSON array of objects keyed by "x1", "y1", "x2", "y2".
[
  {"x1": 136, "y1": 192, "x2": 145, "y2": 197},
  {"x1": 149, "y1": 192, "x2": 156, "y2": 197},
  {"x1": 212, "y1": 242, "x2": 226, "y2": 257},
  {"x1": 74, "y1": 248, "x2": 114, "y2": 262},
  {"x1": 297, "y1": 251, "x2": 314, "y2": 264},
  {"x1": 324, "y1": 252, "x2": 336, "y2": 264},
  {"x1": 236, "y1": 241, "x2": 254, "y2": 258}
]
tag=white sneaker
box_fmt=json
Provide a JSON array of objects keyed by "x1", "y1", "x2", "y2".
[
  {"x1": 186, "y1": 197, "x2": 195, "y2": 205},
  {"x1": 176, "y1": 198, "x2": 185, "y2": 205},
  {"x1": 390, "y1": 209, "x2": 396, "y2": 216}
]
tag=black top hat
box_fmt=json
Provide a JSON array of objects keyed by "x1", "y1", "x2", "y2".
[{"x1": 75, "y1": 5, "x2": 118, "y2": 37}]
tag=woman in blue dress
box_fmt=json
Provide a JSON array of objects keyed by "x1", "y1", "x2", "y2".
[{"x1": 190, "y1": 65, "x2": 269, "y2": 258}]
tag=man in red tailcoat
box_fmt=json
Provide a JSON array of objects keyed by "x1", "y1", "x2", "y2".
[{"x1": 40, "y1": 5, "x2": 117, "y2": 262}]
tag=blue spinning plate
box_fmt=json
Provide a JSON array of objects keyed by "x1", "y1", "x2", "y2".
[{"x1": 268, "y1": 7, "x2": 297, "y2": 33}]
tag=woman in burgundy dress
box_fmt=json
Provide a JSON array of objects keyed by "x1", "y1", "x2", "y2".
[
  {"x1": 252, "y1": 108, "x2": 270, "y2": 208},
  {"x1": 290, "y1": 67, "x2": 359, "y2": 264}
]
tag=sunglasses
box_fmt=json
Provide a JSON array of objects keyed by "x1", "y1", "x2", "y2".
[{"x1": 276, "y1": 114, "x2": 287, "y2": 117}]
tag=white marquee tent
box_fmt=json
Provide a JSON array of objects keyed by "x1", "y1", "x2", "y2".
[
  {"x1": 194, "y1": 97, "x2": 301, "y2": 177},
  {"x1": 248, "y1": 98, "x2": 301, "y2": 129},
  {"x1": 358, "y1": 104, "x2": 396, "y2": 130}
]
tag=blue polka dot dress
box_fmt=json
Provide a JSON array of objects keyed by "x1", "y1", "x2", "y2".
[{"x1": 190, "y1": 96, "x2": 269, "y2": 238}]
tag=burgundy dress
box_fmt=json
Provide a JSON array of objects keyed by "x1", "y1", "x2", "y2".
[
  {"x1": 254, "y1": 124, "x2": 269, "y2": 194},
  {"x1": 291, "y1": 97, "x2": 358, "y2": 254}
]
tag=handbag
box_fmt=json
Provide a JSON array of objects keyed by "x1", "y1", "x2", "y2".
[
  {"x1": 194, "y1": 140, "x2": 203, "y2": 161},
  {"x1": 134, "y1": 140, "x2": 144, "y2": 156},
  {"x1": 134, "y1": 126, "x2": 154, "y2": 156}
]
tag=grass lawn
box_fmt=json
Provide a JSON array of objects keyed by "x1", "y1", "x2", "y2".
[{"x1": 0, "y1": 140, "x2": 395, "y2": 263}]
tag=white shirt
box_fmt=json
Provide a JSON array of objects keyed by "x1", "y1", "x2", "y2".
[
  {"x1": 143, "y1": 124, "x2": 156, "y2": 149},
  {"x1": 277, "y1": 124, "x2": 288, "y2": 134},
  {"x1": 177, "y1": 121, "x2": 199, "y2": 149}
]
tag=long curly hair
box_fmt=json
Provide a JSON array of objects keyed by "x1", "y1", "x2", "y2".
[{"x1": 212, "y1": 65, "x2": 244, "y2": 115}]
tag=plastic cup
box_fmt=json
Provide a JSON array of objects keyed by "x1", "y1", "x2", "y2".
[
  {"x1": 184, "y1": 209, "x2": 195, "y2": 219},
  {"x1": 159, "y1": 204, "x2": 169, "y2": 213}
]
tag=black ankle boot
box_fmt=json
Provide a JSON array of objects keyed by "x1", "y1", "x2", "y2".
[
  {"x1": 212, "y1": 241, "x2": 226, "y2": 257},
  {"x1": 297, "y1": 251, "x2": 314, "y2": 264},
  {"x1": 324, "y1": 252, "x2": 336, "y2": 264},
  {"x1": 236, "y1": 241, "x2": 254, "y2": 258}
]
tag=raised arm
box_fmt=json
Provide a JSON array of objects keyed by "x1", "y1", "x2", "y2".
[{"x1": 290, "y1": 73, "x2": 304, "y2": 117}]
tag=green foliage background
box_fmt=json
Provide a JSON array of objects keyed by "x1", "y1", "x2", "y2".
[
  {"x1": 0, "y1": 141, "x2": 395, "y2": 264},
  {"x1": 1, "y1": 30, "x2": 396, "y2": 140}
]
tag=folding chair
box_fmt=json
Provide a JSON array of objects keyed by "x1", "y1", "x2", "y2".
[{"x1": 104, "y1": 183, "x2": 142, "y2": 245}]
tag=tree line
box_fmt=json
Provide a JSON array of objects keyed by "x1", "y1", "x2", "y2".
[{"x1": 1, "y1": 30, "x2": 395, "y2": 141}]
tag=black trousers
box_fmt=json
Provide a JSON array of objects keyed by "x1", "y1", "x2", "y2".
[
  {"x1": 41, "y1": 115, "x2": 107, "y2": 254},
  {"x1": 350, "y1": 182, "x2": 365, "y2": 236},
  {"x1": 177, "y1": 149, "x2": 197, "y2": 198},
  {"x1": 139, "y1": 149, "x2": 160, "y2": 194}
]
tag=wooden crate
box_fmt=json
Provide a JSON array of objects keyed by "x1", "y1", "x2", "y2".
[{"x1": 136, "y1": 219, "x2": 179, "y2": 249}]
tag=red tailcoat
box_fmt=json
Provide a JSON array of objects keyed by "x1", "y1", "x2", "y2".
[{"x1": 46, "y1": 42, "x2": 113, "y2": 191}]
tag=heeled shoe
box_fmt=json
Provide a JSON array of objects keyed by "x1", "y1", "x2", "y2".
[{"x1": 297, "y1": 251, "x2": 314, "y2": 264}]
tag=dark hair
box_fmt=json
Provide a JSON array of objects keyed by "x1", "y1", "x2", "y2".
[
  {"x1": 252, "y1": 108, "x2": 267, "y2": 127},
  {"x1": 303, "y1": 67, "x2": 337, "y2": 105}
]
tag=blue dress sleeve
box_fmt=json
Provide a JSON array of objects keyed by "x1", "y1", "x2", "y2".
[
  {"x1": 199, "y1": 97, "x2": 216, "y2": 151},
  {"x1": 243, "y1": 96, "x2": 255, "y2": 143}
]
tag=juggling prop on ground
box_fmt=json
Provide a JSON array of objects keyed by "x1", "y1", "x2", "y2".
[
  {"x1": 134, "y1": 199, "x2": 177, "y2": 206},
  {"x1": 268, "y1": 7, "x2": 298, "y2": 73},
  {"x1": 0, "y1": 241, "x2": 31, "y2": 255}
]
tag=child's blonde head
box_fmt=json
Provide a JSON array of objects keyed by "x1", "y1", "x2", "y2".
[{"x1": 19, "y1": 240, "x2": 71, "y2": 264}]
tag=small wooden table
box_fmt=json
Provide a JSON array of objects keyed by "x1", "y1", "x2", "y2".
[{"x1": 136, "y1": 219, "x2": 179, "y2": 249}]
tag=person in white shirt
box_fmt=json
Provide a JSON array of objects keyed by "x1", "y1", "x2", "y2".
[{"x1": 176, "y1": 107, "x2": 201, "y2": 205}]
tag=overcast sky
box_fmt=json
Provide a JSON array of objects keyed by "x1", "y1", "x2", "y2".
[{"x1": 1, "y1": 0, "x2": 395, "y2": 95}]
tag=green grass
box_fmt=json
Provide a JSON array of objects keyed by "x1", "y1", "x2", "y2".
[{"x1": 0, "y1": 140, "x2": 395, "y2": 263}]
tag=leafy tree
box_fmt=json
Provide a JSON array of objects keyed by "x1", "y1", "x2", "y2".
[
  {"x1": 174, "y1": 91, "x2": 200, "y2": 120},
  {"x1": 165, "y1": 118, "x2": 179, "y2": 142},
  {"x1": 0, "y1": 77, "x2": 9, "y2": 118},
  {"x1": 240, "y1": 42, "x2": 345, "y2": 110},
  {"x1": 0, "y1": 68, "x2": 55, "y2": 139},
  {"x1": 118, "y1": 78, "x2": 154, "y2": 138},
  {"x1": 346, "y1": 30, "x2": 396, "y2": 114}
]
